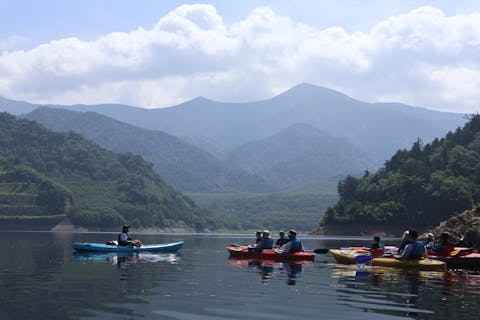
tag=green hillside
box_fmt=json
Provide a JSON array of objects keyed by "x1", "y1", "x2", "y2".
[
  {"x1": 24, "y1": 107, "x2": 272, "y2": 193},
  {"x1": 323, "y1": 114, "x2": 478, "y2": 231},
  {"x1": 0, "y1": 112, "x2": 214, "y2": 230}
]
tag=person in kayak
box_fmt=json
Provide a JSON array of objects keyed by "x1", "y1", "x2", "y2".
[
  {"x1": 249, "y1": 230, "x2": 274, "y2": 253},
  {"x1": 281, "y1": 230, "x2": 304, "y2": 253},
  {"x1": 397, "y1": 230, "x2": 426, "y2": 260},
  {"x1": 370, "y1": 236, "x2": 385, "y2": 250},
  {"x1": 430, "y1": 232, "x2": 455, "y2": 255},
  {"x1": 255, "y1": 231, "x2": 262, "y2": 244},
  {"x1": 425, "y1": 233, "x2": 435, "y2": 250},
  {"x1": 369, "y1": 236, "x2": 385, "y2": 257},
  {"x1": 118, "y1": 224, "x2": 143, "y2": 247},
  {"x1": 397, "y1": 230, "x2": 411, "y2": 254},
  {"x1": 275, "y1": 231, "x2": 289, "y2": 248}
]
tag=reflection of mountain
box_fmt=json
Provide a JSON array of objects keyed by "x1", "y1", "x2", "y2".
[{"x1": 0, "y1": 233, "x2": 183, "y2": 320}]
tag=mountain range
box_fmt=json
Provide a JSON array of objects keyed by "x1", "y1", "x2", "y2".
[
  {"x1": 1, "y1": 83, "x2": 466, "y2": 191},
  {"x1": 24, "y1": 107, "x2": 270, "y2": 192}
]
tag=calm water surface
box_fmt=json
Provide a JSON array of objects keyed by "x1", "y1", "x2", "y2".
[{"x1": 0, "y1": 232, "x2": 479, "y2": 320}]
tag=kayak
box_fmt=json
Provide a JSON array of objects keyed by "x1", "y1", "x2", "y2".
[
  {"x1": 227, "y1": 246, "x2": 315, "y2": 261},
  {"x1": 429, "y1": 252, "x2": 480, "y2": 270},
  {"x1": 72, "y1": 241, "x2": 184, "y2": 253},
  {"x1": 330, "y1": 249, "x2": 446, "y2": 271},
  {"x1": 336, "y1": 246, "x2": 479, "y2": 270}
]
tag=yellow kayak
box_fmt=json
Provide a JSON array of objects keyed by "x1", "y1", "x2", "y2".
[{"x1": 330, "y1": 249, "x2": 446, "y2": 271}]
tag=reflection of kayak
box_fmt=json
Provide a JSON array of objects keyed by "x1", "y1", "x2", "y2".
[
  {"x1": 226, "y1": 246, "x2": 315, "y2": 261},
  {"x1": 330, "y1": 266, "x2": 446, "y2": 280},
  {"x1": 72, "y1": 251, "x2": 182, "y2": 264},
  {"x1": 330, "y1": 249, "x2": 446, "y2": 271},
  {"x1": 228, "y1": 256, "x2": 314, "y2": 266},
  {"x1": 72, "y1": 241, "x2": 184, "y2": 252}
]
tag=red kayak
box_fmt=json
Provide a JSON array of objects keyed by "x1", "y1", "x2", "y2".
[
  {"x1": 226, "y1": 246, "x2": 315, "y2": 261},
  {"x1": 428, "y1": 248, "x2": 480, "y2": 270}
]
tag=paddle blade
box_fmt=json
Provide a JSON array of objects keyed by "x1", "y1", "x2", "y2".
[{"x1": 355, "y1": 254, "x2": 373, "y2": 264}]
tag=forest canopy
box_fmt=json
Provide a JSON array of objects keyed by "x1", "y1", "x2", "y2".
[
  {"x1": 0, "y1": 112, "x2": 216, "y2": 230},
  {"x1": 323, "y1": 114, "x2": 479, "y2": 229}
]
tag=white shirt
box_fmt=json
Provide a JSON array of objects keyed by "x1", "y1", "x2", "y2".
[{"x1": 120, "y1": 232, "x2": 129, "y2": 242}]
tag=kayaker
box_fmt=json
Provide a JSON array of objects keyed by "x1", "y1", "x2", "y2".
[
  {"x1": 275, "y1": 231, "x2": 289, "y2": 248},
  {"x1": 282, "y1": 230, "x2": 304, "y2": 253},
  {"x1": 370, "y1": 236, "x2": 385, "y2": 250},
  {"x1": 397, "y1": 230, "x2": 426, "y2": 260},
  {"x1": 430, "y1": 232, "x2": 455, "y2": 255},
  {"x1": 249, "y1": 230, "x2": 274, "y2": 253},
  {"x1": 255, "y1": 231, "x2": 262, "y2": 244},
  {"x1": 369, "y1": 236, "x2": 385, "y2": 257},
  {"x1": 425, "y1": 233, "x2": 435, "y2": 250},
  {"x1": 118, "y1": 224, "x2": 143, "y2": 247},
  {"x1": 397, "y1": 230, "x2": 411, "y2": 254}
]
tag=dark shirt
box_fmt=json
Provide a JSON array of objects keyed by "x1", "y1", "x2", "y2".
[{"x1": 276, "y1": 238, "x2": 289, "y2": 246}]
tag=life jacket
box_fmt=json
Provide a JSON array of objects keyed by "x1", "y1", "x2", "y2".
[
  {"x1": 118, "y1": 232, "x2": 131, "y2": 246},
  {"x1": 289, "y1": 239, "x2": 303, "y2": 253},
  {"x1": 432, "y1": 245, "x2": 455, "y2": 256},
  {"x1": 371, "y1": 248, "x2": 385, "y2": 257},
  {"x1": 262, "y1": 238, "x2": 274, "y2": 249},
  {"x1": 408, "y1": 241, "x2": 426, "y2": 259}
]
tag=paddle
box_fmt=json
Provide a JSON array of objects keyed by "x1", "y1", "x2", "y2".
[
  {"x1": 314, "y1": 248, "x2": 329, "y2": 254},
  {"x1": 355, "y1": 254, "x2": 373, "y2": 264}
]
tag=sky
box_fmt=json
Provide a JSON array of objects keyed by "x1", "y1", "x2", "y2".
[{"x1": 1, "y1": 0, "x2": 480, "y2": 113}]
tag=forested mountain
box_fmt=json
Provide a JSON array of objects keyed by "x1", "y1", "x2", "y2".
[
  {"x1": 0, "y1": 112, "x2": 215, "y2": 230},
  {"x1": 24, "y1": 107, "x2": 271, "y2": 192},
  {"x1": 225, "y1": 123, "x2": 373, "y2": 188},
  {"x1": 0, "y1": 83, "x2": 464, "y2": 167},
  {"x1": 323, "y1": 114, "x2": 480, "y2": 231}
]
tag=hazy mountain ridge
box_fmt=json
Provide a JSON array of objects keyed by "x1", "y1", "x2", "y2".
[
  {"x1": 0, "y1": 83, "x2": 466, "y2": 193},
  {"x1": 226, "y1": 123, "x2": 373, "y2": 188},
  {"x1": 0, "y1": 83, "x2": 465, "y2": 166},
  {"x1": 24, "y1": 107, "x2": 271, "y2": 193}
]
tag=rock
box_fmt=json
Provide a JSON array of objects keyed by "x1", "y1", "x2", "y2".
[{"x1": 422, "y1": 206, "x2": 480, "y2": 251}]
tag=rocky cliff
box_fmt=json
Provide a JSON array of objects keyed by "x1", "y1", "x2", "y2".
[{"x1": 424, "y1": 206, "x2": 480, "y2": 251}]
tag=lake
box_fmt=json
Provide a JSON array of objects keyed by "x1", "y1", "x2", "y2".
[{"x1": 0, "y1": 231, "x2": 479, "y2": 320}]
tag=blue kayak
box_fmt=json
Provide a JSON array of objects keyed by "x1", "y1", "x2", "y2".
[{"x1": 72, "y1": 241, "x2": 184, "y2": 253}]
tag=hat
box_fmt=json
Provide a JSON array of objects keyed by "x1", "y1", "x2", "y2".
[
  {"x1": 123, "y1": 224, "x2": 130, "y2": 229},
  {"x1": 427, "y1": 232, "x2": 434, "y2": 239},
  {"x1": 279, "y1": 230, "x2": 285, "y2": 235},
  {"x1": 263, "y1": 229, "x2": 270, "y2": 235},
  {"x1": 288, "y1": 229, "x2": 297, "y2": 236}
]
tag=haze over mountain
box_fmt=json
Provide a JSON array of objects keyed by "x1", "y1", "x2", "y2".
[
  {"x1": 0, "y1": 84, "x2": 465, "y2": 169},
  {"x1": 226, "y1": 123, "x2": 374, "y2": 188},
  {"x1": 25, "y1": 107, "x2": 271, "y2": 192}
]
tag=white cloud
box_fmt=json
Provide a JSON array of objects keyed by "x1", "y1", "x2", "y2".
[{"x1": 0, "y1": 4, "x2": 479, "y2": 112}]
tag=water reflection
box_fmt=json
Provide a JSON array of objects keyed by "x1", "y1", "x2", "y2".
[
  {"x1": 227, "y1": 257, "x2": 312, "y2": 286},
  {"x1": 72, "y1": 251, "x2": 182, "y2": 265},
  {"x1": 330, "y1": 266, "x2": 459, "y2": 318}
]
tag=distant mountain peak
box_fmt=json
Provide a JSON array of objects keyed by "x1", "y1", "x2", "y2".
[{"x1": 275, "y1": 83, "x2": 357, "y2": 104}]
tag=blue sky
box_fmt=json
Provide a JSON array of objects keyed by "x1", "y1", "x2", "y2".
[{"x1": 1, "y1": 1, "x2": 480, "y2": 112}]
